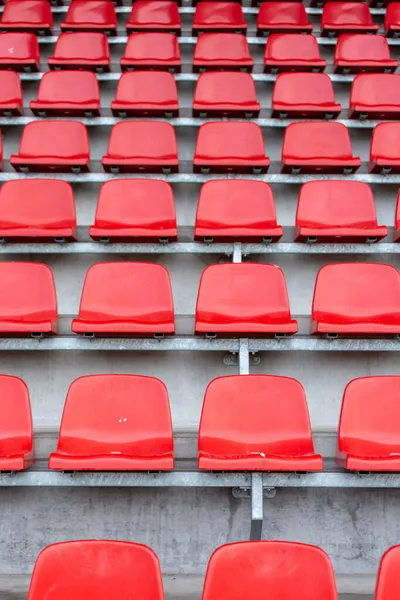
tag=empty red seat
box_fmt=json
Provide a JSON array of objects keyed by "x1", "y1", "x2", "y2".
[
  {"x1": 27, "y1": 541, "x2": 164, "y2": 600},
  {"x1": 312, "y1": 263, "x2": 400, "y2": 336},
  {"x1": 0, "y1": 263, "x2": 58, "y2": 335},
  {"x1": 0, "y1": 0, "x2": 52, "y2": 35},
  {"x1": 192, "y1": 2, "x2": 247, "y2": 35},
  {"x1": 370, "y1": 123, "x2": 400, "y2": 174},
  {"x1": 385, "y1": 3, "x2": 400, "y2": 36},
  {"x1": 193, "y1": 33, "x2": 253, "y2": 72},
  {"x1": 334, "y1": 35, "x2": 397, "y2": 73},
  {"x1": 30, "y1": 70, "x2": 100, "y2": 116},
  {"x1": 0, "y1": 32, "x2": 40, "y2": 71},
  {"x1": 257, "y1": 3, "x2": 312, "y2": 36},
  {"x1": 102, "y1": 121, "x2": 178, "y2": 173},
  {"x1": 90, "y1": 179, "x2": 177, "y2": 241},
  {"x1": 0, "y1": 375, "x2": 33, "y2": 471},
  {"x1": 194, "y1": 122, "x2": 270, "y2": 174},
  {"x1": 0, "y1": 179, "x2": 76, "y2": 241},
  {"x1": 264, "y1": 33, "x2": 326, "y2": 73},
  {"x1": 195, "y1": 263, "x2": 297, "y2": 336},
  {"x1": 10, "y1": 121, "x2": 90, "y2": 173},
  {"x1": 296, "y1": 181, "x2": 387, "y2": 243},
  {"x1": 281, "y1": 122, "x2": 360, "y2": 174},
  {"x1": 0, "y1": 71, "x2": 22, "y2": 115},
  {"x1": 320, "y1": 3, "x2": 378, "y2": 36},
  {"x1": 60, "y1": 1, "x2": 117, "y2": 35},
  {"x1": 337, "y1": 376, "x2": 400, "y2": 471},
  {"x1": 199, "y1": 375, "x2": 322, "y2": 471},
  {"x1": 375, "y1": 546, "x2": 400, "y2": 600},
  {"x1": 272, "y1": 72, "x2": 341, "y2": 118},
  {"x1": 120, "y1": 32, "x2": 181, "y2": 72},
  {"x1": 72, "y1": 262, "x2": 175, "y2": 336},
  {"x1": 48, "y1": 32, "x2": 110, "y2": 72},
  {"x1": 126, "y1": 1, "x2": 181, "y2": 34},
  {"x1": 49, "y1": 375, "x2": 174, "y2": 471},
  {"x1": 195, "y1": 179, "x2": 282, "y2": 242},
  {"x1": 193, "y1": 72, "x2": 260, "y2": 117},
  {"x1": 349, "y1": 74, "x2": 400, "y2": 119},
  {"x1": 111, "y1": 71, "x2": 179, "y2": 117}
]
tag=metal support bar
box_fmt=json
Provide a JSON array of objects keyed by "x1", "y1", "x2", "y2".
[
  {"x1": 239, "y1": 338, "x2": 250, "y2": 375},
  {"x1": 250, "y1": 473, "x2": 264, "y2": 540},
  {"x1": 232, "y1": 242, "x2": 242, "y2": 264}
]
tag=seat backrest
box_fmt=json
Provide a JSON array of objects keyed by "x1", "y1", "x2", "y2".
[
  {"x1": 195, "y1": 122, "x2": 266, "y2": 159},
  {"x1": 375, "y1": 545, "x2": 400, "y2": 600},
  {"x1": 351, "y1": 74, "x2": 400, "y2": 106},
  {"x1": 124, "y1": 32, "x2": 179, "y2": 59},
  {"x1": 259, "y1": 2, "x2": 309, "y2": 23},
  {"x1": 107, "y1": 121, "x2": 177, "y2": 159},
  {"x1": 371, "y1": 123, "x2": 400, "y2": 161},
  {"x1": 335, "y1": 34, "x2": 391, "y2": 62},
  {"x1": 115, "y1": 71, "x2": 178, "y2": 102},
  {"x1": 273, "y1": 72, "x2": 335, "y2": 105},
  {"x1": 283, "y1": 122, "x2": 354, "y2": 160},
  {"x1": 195, "y1": 32, "x2": 251, "y2": 60},
  {"x1": 322, "y1": 2, "x2": 373, "y2": 24},
  {"x1": 53, "y1": 32, "x2": 109, "y2": 59},
  {"x1": 18, "y1": 121, "x2": 89, "y2": 158},
  {"x1": 195, "y1": 71, "x2": 257, "y2": 102},
  {"x1": 266, "y1": 33, "x2": 321, "y2": 60},
  {"x1": 0, "y1": 31, "x2": 39, "y2": 59},
  {"x1": 0, "y1": 375, "x2": 32, "y2": 454},
  {"x1": 37, "y1": 71, "x2": 100, "y2": 102}
]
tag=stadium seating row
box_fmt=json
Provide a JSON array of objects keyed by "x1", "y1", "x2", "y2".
[{"x1": 2, "y1": 372, "x2": 400, "y2": 472}]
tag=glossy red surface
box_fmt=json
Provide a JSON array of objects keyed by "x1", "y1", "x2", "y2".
[
  {"x1": 126, "y1": 1, "x2": 181, "y2": 34},
  {"x1": 0, "y1": 375, "x2": 33, "y2": 471},
  {"x1": 0, "y1": 0, "x2": 52, "y2": 35},
  {"x1": 321, "y1": 2, "x2": 379, "y2": 36},
  {"x1": 48, "y1": 32, "x2": 110, "y2": 71},
  {"x1": 30, "y1": 70, "x2": 100, "y2": 116},
  {"x1": 0, "y1": 70, "x2": 22, "y2": 115},
  {"x1": 385, "y1": 2, "x2": 400, "y2": 36},
  {"x1": 334, "y1": 34, "x2": 397, "y2": 73},
  {"x1": 60, "y1": 1, "x2": 117, "y2": 34},
  {"x1": 120, "y1": 32, "x2": 181, "y2": 71},
  {"x1": 192, "y1": 2, "x2": 247, "y2": 35},
  {"x1": 193, "y1": 71, "x2": 260, "y2": 117},
  {"x1": 111, "y1": 71, "x2": 179, "y2": 116},
  {"x1": 350, "y1": 73, "x2": 400, "y2": 119},
  {"x1": 369, "y1": 122, "x2": 400, "y2": 173},
  {"x1": 257, "y1": 2, "x2": 312, "y2": 35},
  {"x1": 193, "y1": 33, "x2": 253, "y2": 71},
  {"x1": 264, "y1": 33, "x2": 326, "y2": 72},
  {"x1": 375, "y1": 546, "x2": 400, "y2": 599},
  {"x1": 0, "y1": 32, "x2": 40, "y2": 71},
  {"x1": 272, "y1": 72, "x2": 341, "y2": 118}
]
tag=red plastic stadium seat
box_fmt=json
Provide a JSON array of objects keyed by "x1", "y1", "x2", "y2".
[
  {"x1": 90, "y1": 179, "x2": 177, "y2": 242},
  {"x1": 72, "y1": 262, "x2": 175, "y2": 336},
  {"x1": 192, "y1": 2, "x2": 247, "y2": 35},
  {"x1": 349, "y1": 74, "x2": 400, "y2": 119},
  {"x1": 0, "y1": 262, "x2": 58, "y2": 335},
  {"x1": 0, "y1": 71, "x2": 22, "y2": 115},
  {"x1": 193, "y1": 72, "x2": 260, "y2": 117},
  {"x1": 111, "y1": 71, "x2": 179, "y2": 117},
  {"x1": 194, "y1": 122, "x2": 270, "y2": 174},
  {"x1": 296, "y1": 181, "x2": 387, "y2": 243},
  {"x1": 48, "y1": 32, "x2": 110, "y2": 72},
  {"x1": 370, "y1": 123, "x2": 400, "y2": 174},
  {"x1": 311, "y1": 263, "x2": 400, "y2": 336},
  {"x1": 49, "y1": 375, "x2": 174, "y2": 471},
  {"x1": 264, "y1": 34, "x2": 326, "y2": 73},
  {"x1": 320, "y1": 3, "x2": 378, "y2": 36},
  {"x1": 394, "y1": 190, "x2": 400, "y2": 241},
  {"x1": 193, "y1": 33, "x2": 253, "y2": 72},
  {"x1": 0, "y1": 375, "x2": 33, "y2": 471},
  {"x1": 334, "y1": 35, "x2": 397, "y2": 73},
  {"x1": 375, "y1": 546, "x2": 400, "y2": 600},
  {"x1": 27, "y1": 541, "x2": 164, "y2": 600},
  {"x1": 0, "y1": 179, "x2": 76, "y2": 241},
  {"x1": 199, "y1": 375, "x2": 323, "y2": 471},
  {"x1": 60, "y1": 1, "x2": 117, "y2": 35},
  {"x1": 0, "y1": 32, "x2": 40, "y2": 71},
  {"x1": 30, "y1": 71, "x2": 100, "y2": 116},
  {"x1": 10, "y1": 121, "x2": 90, "y2": 173},
  {"x1": 194, "y1": 179, "x2": 282, "y2": 242},
  {"x1": 257, "y1": 3, "x2": 312, "y2": 36},
  {"x1": 272, "y1": 72, "x2": 341, "y2": 118},
  {"x1": 337, "y1": 376, "x2": 400, "y2": 471},
  {"x1": 281, "y1": 122, "x2": 360, "y2": 174},
  {"x1": 0, "y1": 0, "x2": 52, "y2": 35},
  {"x1": 195, "y1": 263, "x2": 297, "y2": 336},
  {"x1": 126, "y1": 1, "x2": 181, "y2": 34},
  {"x1": 120, "y1": 32, "x2": 181, "y2": 72},
  {"x1": 385, "y1": 3, "x2": 400, "y2": 36},
  {"x1": 102, "y1": 121, "x2": 178, "y2": 173}
]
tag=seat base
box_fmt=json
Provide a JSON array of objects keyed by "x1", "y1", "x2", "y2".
[
  {"x1": 0, "y1": 102, "x2": 23, "y2": 116},
  {"x1": 334, "y1": 61, "x2": 398, "y2": 74},
  {"x1": 193, "y1": 159, "x2": 270, "y2": 174},
  {"x1": 72, "y1": 319, "x2": 175, "y2": 335},
  {"x1": 0, "y1": 24, "x2": 52, "y2": 35},
  {"x1": 0, "y1": 320, "x2": 58, "y2": 335},
  {"x1": 193, "y1": 62, "x2": 253, "y2": 72},
  {"x1": 271, "y1": 104, "x2": 341, "y2": 119},
  {"x1": 337, "y1": 452, "x2": 400, "y2": 471},
  {"x1": 194, "y1": 226, "x2": 283, "y2": 243},
  {"x1": 49, "y1": 453, "x2": 174, "y2": 470},
  {"x1": 0, "y1": 227, "x2": 77, "y2": 242},
  {"x1": 350, "y1": 107, "x2": 400, "y2": 120},
  {"x1": 48, "y1": 59, "x2": 110, "y2": 72},
  {"x1": 295, "y1": 226, "x2": 388, "y2": 243},
  {"x1": 120, "y1": 61, "x2": 181, "y2": 73},
  {"x1": 10, "y1": 157, "x2": 90, "y2": 173},
  {"x1": 321, "y1": 25, "x2": 379, "y2": 36},
  {"x1": 60, "y1": 24, "x2": 117, "y2": 35},
  {"x1": 0, "y1": 60, "x2": 39, "y2": 72},
  {"x1": 264, "y1": 60, "x2": 326, "y2": 73},
  {"x1": 192, "y1": 25, "x2": 247, "y2": 35},
  {"x1": 0, "y1": 451, "x2": 33, "y2": 471},
  {"x1": 199, "y1": 453, "x2": 323, "y2": 470},
  {"x1": 102, "y1": 158, "x2": 179, "y2": 174},
  {"x1": 369, "y1": 159, "x2": 400, "y2": 174},
  {"x1": 111, "y1": 102, "x2": 179, "y2": 117},
  {"x1": 30, "y1": 101, "x2": 101, "y2": 117},
  {"x1": 281, "y1": 158, "x2": 361, "y2": 174},
  {"x1": 195, "y1": 320, "x2": 298, "y2": 336},
  {"x1": 89, "y1": 226, "x2": 178, "y2": 242},
  {"x1": 193, "y1": 104, "x2": 260, "y2": 118},
  {"x1": 257, "y1": 25, "x2": 313, "y2": 36},
  {"x1": 312, "y1": 320, "x2": 400, "y2": 336},
  {"x1": 126, "y1": 25, "x2": 181, "y2": 35}
]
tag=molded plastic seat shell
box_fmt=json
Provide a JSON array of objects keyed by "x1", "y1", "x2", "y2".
[
  {"x1": 30, "y1": 70, "x2": 101, "y2": 116},
  {"x1": 0, "y1": 71, "x2": 22, "y2": 115},
  {"x1": 0, "y1": 375, "x2": 33, "y2": 471},
  {"x1": 311, "y1": 263, "x2": 400, "y2": 335},
  {"x1": 334, "y1": 35, "x2": 397, "y2": 73},
  {"x1": 72, "y1": 262, "x2": 175, "y2": 335},
  {"x1": 48, "y1": 32, "x2": 110, "y2": 71},
  {"x1": 295, "y1": 181, "x2": 387, "y2": 242},
  {"x1": 385, "y1": 3, "x2": 400, "y2": 36},
  {"x1": 272, "y1": 72, "x2": 341, "y2": 118},
  {"x1": 320, "y1": 3, "x2": 378, "y2": 36},
  {"x1": 27, "y1": 541, "x2": 164, "y2": 600},
  {"x1": 193, "y1": 122, "x2": 270, "y2": 174},
  {"x1": 60, "y1": 1, "x2": 117, "y2": 35},
  {"x1": 337, "y1": 376, "x2": 400, "y2": 471},
  {"x1": 10, "y1": 121, "x2": 91, "y2": 173},
  {"x1": 281, "y1": 122, "x2": 361, "y2": 174},
  {"x1": 0, "y1": 0, "x2": 52, "y2": 35},
  {"x1": 90, "y1": 179, "x2": 177, "y2": 241},
  {"x1": 0, "y1": 32, "x2": 40, "y2": 71},
  {"x1": 192, "y1": 2, "x2": 247, "y2": 35},
  {"x1": 264, "y1": 33, "x2": 326, "y2": 72},
  {"x1": 375, "y1": 545, "x2": 400, "y2": 600},
  {"x1": 126, "y1": 1, "x2": 181, "y2": 34},
  {"x1": 193, "y1": 33, "x2": 254, "y2": 72},
  {"x1": 257, "y1": 3, "x2": 312, "y2": 36},
  {"x1": 394, "y1": 190, "x2": 400, "y2": 241},
  {"x1": 193, "y1": 72, "x2": 260, "y2": 117},
  {"x1": 49, "y1": 375, "x2": 174, "y2": 471},
  {"x1": 102, "y1": 121, "x2": 179, "y2": 173},
  {"x1": 194, "y1": 179, "x2": 282, "y2": 242},
  {"x1": 0, "y1": 179, "x2": 76, "y2": 241},
  {"x1": 195, "y1": 263, "x2": 297, "y2": 336},
  {"x1": 111, "y1": 71, "x2": 179, "y2": 117},
  {"x1": 120, "y1": 32, "x2": 181, "y2": 71},
  {"x1": 349, "y1": 74, "x2": 400, "y2": 119},
  {"x1": 0, "y1": 262, "x2": 58, "y2": 335},
  {"x1": 370, "y1": 122, "x2": 400, "y2": 174},
  {"x1": 199, "y1": 375, "x2": 323, "y2": 470}
]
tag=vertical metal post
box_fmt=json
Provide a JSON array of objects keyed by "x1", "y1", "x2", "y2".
[
  {"x1": 239, "y1": 338, "x2": 250, "y2": 375},
  {"x1": 232, "y1": 242, "x2": 242, "y2": 264},
  {"x1": 250, "y1": 472, "x2": 264, "y2": 540}
]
